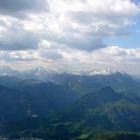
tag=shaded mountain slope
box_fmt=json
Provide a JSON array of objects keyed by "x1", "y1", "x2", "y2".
[
  {"x1": 49, "y1": 73, "x2": 140, "y2": 96},
  {"x1": 3, "y1": 87, "x2": 140, "y2": 139},
  {"x1": 0, "y1": 82, "x2": 78, "y2": 131}
]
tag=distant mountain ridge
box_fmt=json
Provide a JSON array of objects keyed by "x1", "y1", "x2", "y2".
[
  {"x1": 0, "y1": 66, "x2": 123, "y2": 78},
  {"x1": 0, "y1": 66, "x2": 140, "y2": 97}
]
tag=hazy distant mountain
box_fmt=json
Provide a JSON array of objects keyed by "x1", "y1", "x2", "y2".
[
  {"x1": 0, "y1": 67, "x2": 20, "y2": 76},
  {"x1": 0, "y1": 76, "x2": 21, "y2": 88},
  {"x1": 68, "y1": 69, "x2": 117, "y2": 76},
  {"x1": 0, "y1": 66, "x2": 126, "y2": 80},
  {"x1": 0, "y1": 67, "x2": 56, "y2": 81},
  {"x1": 0, "y1": 67, "x2": 140, "y2": 97},
  {"x1": 21, "y1": 67, "x2": 58, "y2": 81},
  {"x1": 48, "y1": 72, "x2": 140, "y2": 97}
]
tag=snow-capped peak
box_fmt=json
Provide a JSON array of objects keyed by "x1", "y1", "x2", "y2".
[
  {"x1": 88, "y1": 69, "x2": 117, "y2": 76},
  {"x1": 66, "y1": 69, "x2": 118, "y2": 76}
]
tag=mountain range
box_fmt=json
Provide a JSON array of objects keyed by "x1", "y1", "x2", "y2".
[{"x1": 0, "y1": 67, "x2": 139, "y2": 139}]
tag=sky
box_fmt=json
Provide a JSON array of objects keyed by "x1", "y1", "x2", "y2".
[{"x1": 0, "y1": 0, "x2": 140, "y2": 74}]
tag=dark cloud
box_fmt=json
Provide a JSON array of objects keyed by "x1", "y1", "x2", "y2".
[
  {"x1": 62, "y1": 36, "x2": 106, "y2": 51},
  {"x1": 45, "y1": 33, "x2": 106, "y2": 51},
  {"x1": 40, "y1": 50, "x2": 63, "y2": 60},
  {"x1": 0, "y1": 0, "x2": 48, "y2": 17},
  {"x1": 0, "y1": 29, "x2": 39, "y2": 50}
]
